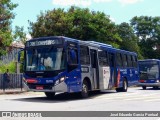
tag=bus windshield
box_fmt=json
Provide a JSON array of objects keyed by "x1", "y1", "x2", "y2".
[
  {"x1": 139, "y1": 61, "x2": 159, "y2": 80},
  {"x1": 26, "y1": 47, "x2": 66, "y2": 71}
]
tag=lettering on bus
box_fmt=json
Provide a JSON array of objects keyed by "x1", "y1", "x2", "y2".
[{"x1": 26, "y1": 39, "x2": 62, "y2": 47}]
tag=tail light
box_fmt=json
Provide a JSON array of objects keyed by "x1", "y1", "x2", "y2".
[
  {"x1": 139, "y1": 80, "x2": 145, "y2": 83},
  {"x1": 26, "y1": 79, "x2": 38, "y2": 83}
]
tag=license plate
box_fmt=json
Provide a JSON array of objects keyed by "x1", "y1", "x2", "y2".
[{"x1": 36, "y1": 86, "x2": 43, "y2": 90}]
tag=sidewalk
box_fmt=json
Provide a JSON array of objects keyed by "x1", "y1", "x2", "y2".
[{"x1": 0, "y1": 88, "x2": 26, "y2": 95}]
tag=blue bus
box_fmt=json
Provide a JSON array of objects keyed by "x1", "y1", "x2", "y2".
[
  {"x1": 139, "y1": 59, "x2": 160, "y2": 89},
  {"x1": 20, "y1": 36, "x2": 139, "y2": 98}
]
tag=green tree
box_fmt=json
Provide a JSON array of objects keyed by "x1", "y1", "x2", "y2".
[
  {"x1": 117, "y1": 22, "x2": 143, "y2": 59},
  {"x1": 29, "y1": 6, "x2": 121, "y2": 48},
  {"x1": 130, "y1": 16, "x2": 160, "y2": 59},
  {"x1": 0, "y1": 0, "x2": 18, "y2": 56},
  {"x1": 12, "y1": 26, "x2": 26, "y2": 73},
  {"x1": 13, "y1": 26, "x2": 27, "y2": 44}
]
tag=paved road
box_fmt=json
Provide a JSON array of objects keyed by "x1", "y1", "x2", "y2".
[{"x1": 0, "y1": 87, "x2": 160, "y2": 120}]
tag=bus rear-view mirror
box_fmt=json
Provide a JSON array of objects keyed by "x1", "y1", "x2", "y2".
[{"x1": 18, "y1": 49, "x2": 24, "y2": 63}]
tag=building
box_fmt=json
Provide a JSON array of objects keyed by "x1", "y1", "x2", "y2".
[{"x1": 0, "y1": 41, "x2": 24, "y2": 65}]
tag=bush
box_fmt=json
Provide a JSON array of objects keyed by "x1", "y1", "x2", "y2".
[{"x1": 0, "y1": 61, "x2": 16, "y2": 73}]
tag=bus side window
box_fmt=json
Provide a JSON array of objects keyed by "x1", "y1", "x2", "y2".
[
  {"x1": 127, "y1": 55, "x2": 133, "y2": 67},
  {"x1": 122, "y1": 54, "x2": 128, "y2": 68},
  {"x1": 132, "y1": 55, "x2": 137, "y2": 68},
  {"x1": 68, "y1": 48, "x2": 78, "y2": 65},
  {"x1": 108, "y1": 53, "x2": 114, "y2": 67},
  {"x1": 80, "y1": 46, "x2": 90, "y2": 65},
  {"x1": 135, "y1": 56, "x2": 138, "y2": 67},
  {"x1": 98, "y1": 50, "x2": 108, "y2": 66},
  {"x1": 116, "y1": 53, "x2": 123, "y2": 67},
  {"x1": 68, "y1": 48, "x2": 78, "y2": 71}
]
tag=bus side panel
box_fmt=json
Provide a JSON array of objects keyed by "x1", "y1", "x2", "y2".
[
  {"x1": 118, "y1": 67, "x2": 138, "y2": 87},
  {"x1": 67, "y1": 67, "x2": 82, "y2": 93},
  {"x1": 126, "y1": 68, "x2": 133, "y2": 86},
  {"x1": 81, "y1": 66, "x2": 93, "y2": 89},
  {"x1": 118, "y1": 68, "x2": 127, "y2": 88},
  {"x1": 130, "y1": 67, "x2": 139, "y2": 86},
  {"x1": 127, "y1": 62, "x2": 139, "y2": 86}
]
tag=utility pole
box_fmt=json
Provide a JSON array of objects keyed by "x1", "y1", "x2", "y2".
[{"x1": 15, "y1": 41, "x2": 20, "y2": 73}]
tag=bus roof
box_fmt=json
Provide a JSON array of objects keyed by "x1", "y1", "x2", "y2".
[
  {"x1": 28, "y1": 36, "x2": 112, "y2": 48},
  {"x1": 139, "y1": 59, "x2": 160, "y2": 62},
  {"x1": 78, "y1": 41, "x2": 112, "y2": 48},
  {"x1": 27, "y1": 36, "x2": 137, "y2": 55},
  {"x1": 101, "y1": 45, "x2": 137, "y2": 56}
]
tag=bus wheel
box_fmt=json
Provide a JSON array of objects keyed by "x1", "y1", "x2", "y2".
[
  {"x1": 116, "y1": 79, "x2": 128, "y2": 92},
  {"x1": 142, "y1": 86, "x2": 146, "y2": 90},
  {"x1": 122, "y1": 79, "x2": 128, "y2": 92},
  {"x1": 116, "y1": 88, "x2": 122, "y2": 92},
  {"x1": 45, "y1": 92, "x2": 55, "y2": 99},
  {"x1": 81, "y1": 81, "x2": 89, "y2": 98}
]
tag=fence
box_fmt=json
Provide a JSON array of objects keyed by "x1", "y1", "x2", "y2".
[{"x1": 0, "y1": 73, "x2": 23, "y2": 92}]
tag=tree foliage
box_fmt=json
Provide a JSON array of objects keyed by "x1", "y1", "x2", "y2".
[
  {"x1": 29, "y1": 6, "x2": 122, "y2": 48},
  {"x1": 29, "y1": 7, "x2": 160, "y2": 59},
  {"x1": 0, "y1": 0, "x2": 17, "y2": 56},
  {"x1": 130, "y1": 16, "x2": 160, "y2": 59},
  {"x1": 117, "y1": 22, "x2": 143, "y2": 59},
  {"x1": 13, "y1": 26, "x2": 27, "y2": 44}
]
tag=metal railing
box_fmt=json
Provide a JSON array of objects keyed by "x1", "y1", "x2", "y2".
[{"x1": 0, "y1": 73, "x2": 23, "y2": 92}]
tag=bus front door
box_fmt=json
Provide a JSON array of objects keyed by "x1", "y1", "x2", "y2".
[{"x1": 67, "y1": 41, "x2": 81, "y2": 92}]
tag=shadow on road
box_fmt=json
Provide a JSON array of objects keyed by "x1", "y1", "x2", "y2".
[
  {"x1": 12, "y1": 90, "x2": 116, "y2": 103},
  {"x1": 137, "y1": 87, "x2": 160, "y2": 90}
]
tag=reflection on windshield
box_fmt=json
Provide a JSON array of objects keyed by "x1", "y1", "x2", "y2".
[
  {"x1": 26, "y1": 47, "x2": 66, "y2": 71},
  {"x1": 139, "y1": 62, "x2": 159, "y2": 79}
]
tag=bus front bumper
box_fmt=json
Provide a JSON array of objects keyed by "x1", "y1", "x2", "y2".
[
  {"x1": 138, "y1": 82, "x2": 160, "y2": 87},
  {"x1": 23, "y1": 82, "x2": 68, "y2": 93}
]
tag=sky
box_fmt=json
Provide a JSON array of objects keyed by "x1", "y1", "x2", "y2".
[{"x1": 11, "y1": 0, "x2": 160, "y2": 34}]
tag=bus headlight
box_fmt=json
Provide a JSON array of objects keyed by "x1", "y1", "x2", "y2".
[
  {"x1": 55, "y1": 77, "x2": 65, "y2": 86},
  {"x1": 60, "y1": 77, "x2": 65, "y2": 82},
  {"x1": 156, "y1": 80, "x2": 160, "y2": 83}
]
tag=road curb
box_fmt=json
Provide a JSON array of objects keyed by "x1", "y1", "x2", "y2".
[{"x1": 0, "y1": 90, "x2": 26, "y2": 95}]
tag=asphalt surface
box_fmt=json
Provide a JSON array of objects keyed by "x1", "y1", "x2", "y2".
[{"x1": 0, "y1": 87, "x2": 160, "y2": 120}]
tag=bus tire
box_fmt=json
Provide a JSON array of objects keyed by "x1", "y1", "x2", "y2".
[
  {"x1": 116, "y1": 88, "x2": 122, "y2": 92},
  {"x1": 45, "y1": 92, "x2": 55, "y2": 99},
  {"x1": 116, "y1": 79, "x2": 128, "y2": 92},
  {"x1": 81, "y1": 80, "x2": 89, "y2": 98},
  {"x1": 122, "y1": 79, "x2": 128, "y2": 92},
  {"x1": 142, "y1": 86, "x2": 146, "y2": 90}
]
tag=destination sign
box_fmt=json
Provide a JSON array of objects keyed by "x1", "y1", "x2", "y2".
[{"x1": 26, "y1": 39, "x2": 63, "y2": 47}]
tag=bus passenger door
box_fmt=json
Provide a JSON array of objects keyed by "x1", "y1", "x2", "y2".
[
  {"x1": 90, "y1": 49, "x2": 99, "y2": 89},
  {"x1": 108, "y1": 52, "x2": 117, "y2": 88},
  {"x1": 67, "y1": 42, "x2": 81, "y2": 92},
  {"x1": 98, "y1": 50, "x2": 110, "y2": 90}
]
